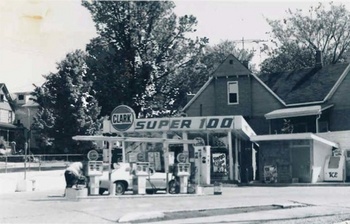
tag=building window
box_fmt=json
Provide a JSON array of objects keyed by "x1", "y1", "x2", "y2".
[
  {"x1": 227, "y1": 81, "x2": 239, "y2": 104},
  {"x1": 0, "y1": 94, "x2": 4, "y2": 102},
  {"x1": 18, "y1": 94, "x2": 24, "y2": 100},
  {"x1": 8, "y1": 111, "x2": 12, "y2": 123}
]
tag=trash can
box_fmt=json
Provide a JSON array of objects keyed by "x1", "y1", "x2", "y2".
[{"x1": 213, "y1": 182, "x2": 222, "y2": 195}]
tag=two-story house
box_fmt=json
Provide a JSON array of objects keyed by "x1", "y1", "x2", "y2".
[
  {"x1": 0, "y1": 83, "x2": 17, "y2": 150},
  {"x1": 12, "y1": 91, "x2": 39, "y2": 153},
  {"x1": 183, "y1": 53, "x2": 350, "y2": 184}
]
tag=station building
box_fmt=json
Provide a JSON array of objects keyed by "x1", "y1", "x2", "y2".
[{"x1": 182, "y1": 52, "x2": 350, "y2": 184}]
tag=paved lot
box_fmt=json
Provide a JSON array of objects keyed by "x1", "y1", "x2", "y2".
[{"x1": 2, "y1": 170, "x2": 350, "y2": 223}]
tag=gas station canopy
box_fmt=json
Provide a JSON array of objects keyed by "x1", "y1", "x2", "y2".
[
  {"x1": 103, "y1": 115, "x2": 256, "y2": 140},
  {"x1": 72, "y1": 135, "x2": 198, "y2": 144}
]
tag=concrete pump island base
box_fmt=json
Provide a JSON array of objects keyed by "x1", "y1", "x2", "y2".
[{"x1": 71, "y1": 105, "x2": 255, "y2": 199}]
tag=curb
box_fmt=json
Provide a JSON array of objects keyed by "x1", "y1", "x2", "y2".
[
  {"x1": 74, "y1": 192, "x2": 207, "y2": 200},
  {"x1": 116, "y1": 202, "x2": 309, "y2": 223},
  {"x1": 118, "y1": 211, "x2": 165, "y2": 223}
]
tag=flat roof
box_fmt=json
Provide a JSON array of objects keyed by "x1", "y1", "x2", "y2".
[
  {"x1": 73, "y1": 135, "x2": 198, "y2": 144},
  {"x1": 103, "y1": 115, "x2": 256, "y2": 140},
  {"x1": 250, "y1": 133, "x2": 339, "y2": 148}
]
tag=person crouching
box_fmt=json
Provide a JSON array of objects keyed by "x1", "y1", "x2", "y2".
[{"x1": 64, "y1": 161, "x2": 86, "y2": 188}]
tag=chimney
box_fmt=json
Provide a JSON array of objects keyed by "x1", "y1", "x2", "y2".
[
  {"x1": 242, "y1": 60, "x2": 249, "y2": 69},
  {"x1": 315, "y1": 50, "x2": 323, "y2": 68}
]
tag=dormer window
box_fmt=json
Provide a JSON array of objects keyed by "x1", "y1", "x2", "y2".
[
  {"x1": 18, "y1": 95, "x2": 24, "y2": 100},
  {"x1": 227, "y1": 81, "x2": 239, "y2": 105}
]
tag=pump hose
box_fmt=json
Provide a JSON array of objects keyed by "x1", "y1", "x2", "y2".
[{"x1": 147, "y1": 171, "x2": 157, "y2": 191}]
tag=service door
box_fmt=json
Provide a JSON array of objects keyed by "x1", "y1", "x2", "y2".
[{"x1": 291, "y1": 147, "x2": 311, "y2": 182}]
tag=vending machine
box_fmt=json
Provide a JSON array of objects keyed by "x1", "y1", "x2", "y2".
[
  {"x1": 193, "y1": 145, "x2": 211, "y2": 185},
  {"x1": 324, "y1": 154, "x2": 346, "y2": 182}
]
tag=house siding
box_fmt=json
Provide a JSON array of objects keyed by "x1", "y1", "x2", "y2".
[
  {"x1": 251, "y1": 77, "x2": 284, "y2": 116},
  {"x1": 327, "y1": 71, "x2": 350, "y2": 131},
  {"x1": 214, "y1": 55, "x2": 250, "y2": 77},
  {"x1": 250, "y1": 76, "x2": 285, "y2": 134},
  {"x1": 185, "y1": 73, "x2": 285, "y2": 135},
  {"x1": 185, "y1": 81, "x2": 216, "y2": 116},
  {"x1": 214, "y1": 76, "x2": 252, "y2": 116}
]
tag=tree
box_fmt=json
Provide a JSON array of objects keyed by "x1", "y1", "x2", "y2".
[
  {"x1": 260, "y1": 42, "x2": 314, "y2": 74},
  {"x1": 32, "y1": 50, "x2": 101, "y2": 154},
  {"x1": 202, "y1": 40, "x2": 255, "y2": 74},
  {"x1": 83, "y1": 1, "x2": 208, "y2": 117},
  {"x1": 135, "y1": 40, "x2": 255, "y2": 117},
  {"x1": 163, "y1": 40, "x2": 255, "y2": 114},
  {"x1": 261, "y1": 2, "x2": 350, "y2": 74}
]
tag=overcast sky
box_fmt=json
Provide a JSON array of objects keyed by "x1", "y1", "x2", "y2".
[{"x1": 1, "y1": 0, "x2": 348, "y2": 93}]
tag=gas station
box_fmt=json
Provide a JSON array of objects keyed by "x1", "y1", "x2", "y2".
[{"x1": 71, "y1": 105, "x2": 256, "y2": 197}]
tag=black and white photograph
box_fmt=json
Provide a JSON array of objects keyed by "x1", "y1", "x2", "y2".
[{"x1": 1, "y1": 0, "x2": 350, "y2": 223}]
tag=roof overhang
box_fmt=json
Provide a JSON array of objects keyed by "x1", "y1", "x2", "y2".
[
  {"x1": 73, "y1": 135, "x2": 198, "y2": 145},
  {"x1": 103, "y1": 115, "x2": 255, "y2": 140},
  {"x1": 265, "y1": 105, "x2": 325, "y2": 120},
  {"x1": 250, "y1": 133, "x2": 339, "y2": 148},
  {"x1": 0, "y1": 122, "x2": 18, "y2": 129}
]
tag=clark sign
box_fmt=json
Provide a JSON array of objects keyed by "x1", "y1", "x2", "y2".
[
  {"x1": 110, "y1": 105, "x2": 136, "y2": 132},
  {"x1": 108, "y1": 106, "x2": 235, "y2": 132}
]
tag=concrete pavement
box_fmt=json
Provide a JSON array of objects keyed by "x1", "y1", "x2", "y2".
[{"x1": 2, "y1": 169, "x2": 350, "y2": 223}]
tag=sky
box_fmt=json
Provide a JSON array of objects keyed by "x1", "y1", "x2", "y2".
[{"x1": 1, "y1": 0, "x2": 349, "y2": 93}]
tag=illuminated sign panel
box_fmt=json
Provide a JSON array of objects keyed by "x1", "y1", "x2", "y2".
[
  {"x1": 135, "y1": 116, "x2": 235, "y2": 132},
  {"x1": 110, "y1": 105, "x2": 135, "y2": 132},
  {"x1": 109, "y1": 106, "x2": 239, "y2": 133}
]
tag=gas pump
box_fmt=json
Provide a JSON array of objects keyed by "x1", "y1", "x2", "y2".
[
  {"x1": 133, "y1": 162, "x2": 150, "y2": 195},
  {"x1": 174, "y1": 153, "x2": 190, "y2": 193},
  {"x1": 85, "y1": 150, "x2": 103, "y2": 195},
  {"x1": 175, "y1": 163, "x2": 191, "y2": 193}
]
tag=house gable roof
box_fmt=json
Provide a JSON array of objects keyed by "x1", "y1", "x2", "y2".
[
  {"x1": 213, "y1": 54, "x2": 251, "y2": 77},
  {"x1": 0, "y1": 83, "x2": 15, "y2": 111},
  {"x1": 259, "y1": 63, "x2": 350, "y2": 106},
  {"x1": 183, "y1": 54, "x2": 249, "y2": 111},
  {"x1": 182, "y1": 54, "x2": 286, "y2": 111}
]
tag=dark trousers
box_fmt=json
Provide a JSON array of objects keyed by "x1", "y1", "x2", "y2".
[{"x1": 64, "y1": 171, "x2": 79, "y2": 188}]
